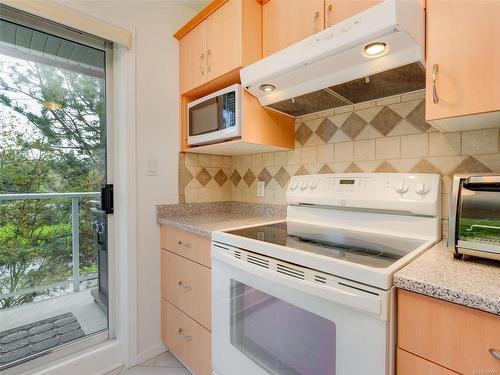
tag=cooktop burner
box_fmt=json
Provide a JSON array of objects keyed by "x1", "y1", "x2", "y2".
[{"x1": 227, "y1": 221, "x2": 427, "y2": 268}]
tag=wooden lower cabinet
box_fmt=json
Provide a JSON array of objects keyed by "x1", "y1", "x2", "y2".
[
  {"x1": 162, "y1": 299, "x2": 211, "y2": 375},
  {"x1": 397, "y1": 349, "x2": 459, "y2": 375},
  {"x1": 161, "y1": 225, "x2": 212, "y2": 375},
  {"x1": 398, "y1": 289, "x2": 500, "y2": 375}
]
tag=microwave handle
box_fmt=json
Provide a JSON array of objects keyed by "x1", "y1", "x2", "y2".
[{"x1": 212, "y1": 246, "x2": 382, "y2": 316}]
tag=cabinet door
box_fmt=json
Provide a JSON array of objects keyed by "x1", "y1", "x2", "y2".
[
  {"x1": 426, "y1": 0, "x2": 500, "y2": 121},
  {"x1": 327, "y1": 0, "x2": 381, "y2": 25},
  {"x1": 263, "y1": 0, "x2": 324, "y2": 57},
  {"x1": 206, "y1": 0, "x2": 243, "y2": 81},
  {"x1": 179, "y1": 20, "x2": 207, "y2": 94}
]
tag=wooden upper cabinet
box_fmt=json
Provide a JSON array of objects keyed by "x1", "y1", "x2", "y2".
[
  {"x1": 263, "y1": 0, "x2": 324, "y2": 57},
  {"x1": 178, "y1": 0, "x2": 262, "y2": 94},
  {"x1": 327, "y1": 0, "x2": 381, "y2": 25},
  {"x1": 426, "y1": 0, "x2": 500, "y2": 122},
  {"x1": 179, "y1": 21, "x2": 207, "y2": 95}
]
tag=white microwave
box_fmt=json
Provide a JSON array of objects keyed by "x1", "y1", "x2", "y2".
[{"x1": 188, "y1": 83, "x2": 242, "y2": 146}]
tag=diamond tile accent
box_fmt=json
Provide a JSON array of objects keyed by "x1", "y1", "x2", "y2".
[
  {"x1": 196, "y1": 168, "x2": 212, "y2": 187},
  {"x1": 230, "y1": 170, "x2": 241, "y2": 187},
  {"x1": 243, "y1": 169, "x2": 256, "y2": 187},
  {"x1": 274, "y1": 167, "x2": 290, "y2": 188},
  {"x1": 315, "y1": 118, "x2": 338, "y2": 143},
  {"x1": 318, "y1": 164, "x2": 334, "y2": 174},
  {"x1": 344, "y1": 163, "x2": 362, "y2": 173},
  {"x1": 410, "y1": 159, "x2": 442, "y2": 174},
  {"x1": 213, "y1": 169, "x2": 228, "y2": 187},
  {"x1": 295, "y1": 166, "x2": 310, "y2": 176},
  {"x1": 375, "y1": 161, "x2": 397, "y2": 173},
  {"x1": 258, "y1": 167, "x2": 273, "y2": 186},
  {"x1": 295, "y1": 122, "x2": 313, "y2": 146},
  {"x1": 405, "y1": 100, "x2": 431, "y2": 132},
  {"x1": 370, "y1": 106, "x2": 402, "y2": 136},
  {"x1": 179, "y1": 164, "x2": 193, "y2": 187},
  {"x1": 450, "y1": 156, "x2": 492, "y2": 176},
  {"x1": 340, "y1": 112, "x2": 367, "y2": 139}
]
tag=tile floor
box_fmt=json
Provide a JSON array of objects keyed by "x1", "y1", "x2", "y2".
[{"x1": 117, "y1": 351, "x2": 190, "y2": 375}]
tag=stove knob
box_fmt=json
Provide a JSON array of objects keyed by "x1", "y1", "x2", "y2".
[
  {"x1": 300, "y1": 182, "x2": 309, "y2": 190},
  {"x1": 395, "y1": 181, "x2": 408, "y2": 194},
  {"x1": 289, "y1": 182, "x2": 298, "y2": 191},
  {"x1": 416, "y1": 182, "x2": 430, "y2": 195},
  {"x1": 310, "y1": 182, "x2": 317, "y2": 190}
]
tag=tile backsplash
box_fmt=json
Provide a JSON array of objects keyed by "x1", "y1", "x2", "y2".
[{"x1": 179, "y1": 90, "x2": 500, "y2": 219}]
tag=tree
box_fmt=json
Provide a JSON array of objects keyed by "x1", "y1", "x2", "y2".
[{"x1": 0, "y1": 55, "x2": 106, "y2": 309}]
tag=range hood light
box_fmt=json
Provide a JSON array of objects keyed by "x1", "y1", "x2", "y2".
[
  {"x1": 259, "y1": 84, "x2": 276, "y2": 92},
  {"x1": 363, "y1": 42, "x2": 388, "y2": 57}
]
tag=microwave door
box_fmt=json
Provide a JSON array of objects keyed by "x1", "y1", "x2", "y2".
[{"x1": 189, "y1": 96, "x2": 221, "y2": 137}]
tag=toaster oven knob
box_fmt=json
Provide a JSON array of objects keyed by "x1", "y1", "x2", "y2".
[
  {"x1": 395, "y1": 181, "x2": 409, "y2": 194},
  {"x1": 415, "y1": 182, "x2": 430, "y2": 195}
]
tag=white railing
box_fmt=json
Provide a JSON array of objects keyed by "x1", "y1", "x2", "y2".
[{"x1": 0, "y1": 192, "x2": 100, "y2": 299}]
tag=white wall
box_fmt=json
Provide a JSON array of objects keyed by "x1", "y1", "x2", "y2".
[{"x1": 56, "y1": 0, "x2": 197, "y2": 363}]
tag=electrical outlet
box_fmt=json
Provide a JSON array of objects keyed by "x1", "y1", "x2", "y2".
[{"x1": 257, "y1": 181, "x2": 265, "y2": 197}]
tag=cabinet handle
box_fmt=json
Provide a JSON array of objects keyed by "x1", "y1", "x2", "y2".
[
  {"x1": 207, "y1": 49, "x2": 211, "y2": 73},
  {"x1": 326, "y1": 4, "x2": 333, "y2": 27},
  {"x1": 178, "y1": 328, "x2": 192, "y2": 340},
  {"x1": 177, "y1": 240, "x2": 192, "y2": 249},
  {"x1": 432, "y1": 63, "x2": 439, "y2": 104},
  {"x1": 177, "y1": 281, "x2": 192, "y2": 291},
  {"x1": 490, "y1": 348, "x2": 500, "y2": 360},
  {"x1": 199, "y1": 53, "x2": 205, "y2": 76},
  {"x1": 313, "y1": 11, "x2": 320, "y2": 33}
]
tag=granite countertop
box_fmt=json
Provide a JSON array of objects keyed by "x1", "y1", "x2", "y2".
[
  {"x1": 156, "y1": 202, "x2": 286, "y2": 237},
  {"x1": 395, "y1": 240, "x2": 500, "y2": 315}
]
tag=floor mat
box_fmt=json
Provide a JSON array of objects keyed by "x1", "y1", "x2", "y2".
[{"x1": 0, "y1": 312, "x2": 84, "y2": 366}]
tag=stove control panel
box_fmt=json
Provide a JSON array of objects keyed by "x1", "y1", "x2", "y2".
[{"x1": 287, "y1": 173, "x2": 440, "y2": 217}]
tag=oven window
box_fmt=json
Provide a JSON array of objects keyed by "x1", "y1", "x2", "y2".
[
  {"x1": 230, "y1": 280, "x2": 336, "y2": 375},
  {"x1": 190, "y1": 99, "x2": 219, "y2": 136}
]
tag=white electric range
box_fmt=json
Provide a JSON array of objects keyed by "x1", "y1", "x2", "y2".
[{"x1": 211, "y1": 173, "x2": 441, "y2": 375}]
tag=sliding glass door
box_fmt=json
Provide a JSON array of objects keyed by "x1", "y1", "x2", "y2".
[{"x1": 0, "y1": 6, "x2": 112, "y2": 370}]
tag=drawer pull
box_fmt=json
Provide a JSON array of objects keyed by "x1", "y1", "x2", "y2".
[
  {"x1": 177, "y1": 281, "x2": 192, "y2": 291},
  {"x1": 490, "y1": 348, "x2": 500, "y2": 359},
  {"x1": 178, "y1": 328, "x2": 192, "y2": 340},
  {"x1": 177, "y1": 241, "x2": 192, "y2": 249}
]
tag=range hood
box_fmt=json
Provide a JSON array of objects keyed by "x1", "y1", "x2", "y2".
[{"x1": 240, "y1": 0, "x2": 425, "y2": 117}]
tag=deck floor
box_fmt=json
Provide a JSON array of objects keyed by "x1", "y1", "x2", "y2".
[{"x1": 0, "y1": 289, "x2": 107, "y2": 335}]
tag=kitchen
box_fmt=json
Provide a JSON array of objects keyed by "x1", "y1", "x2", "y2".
[{"x1": 0, "y1": 1, "x2": 498, "y2": 375}]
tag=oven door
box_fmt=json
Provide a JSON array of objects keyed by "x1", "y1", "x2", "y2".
[
  {"x1": 188, "y1": 84, "x2": 241, "y2": 146},
  {"x1": 212, "y1": 244, "x2": 394, "y2": 375}
]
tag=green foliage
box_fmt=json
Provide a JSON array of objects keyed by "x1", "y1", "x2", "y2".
[{"x1": 0, "y1": 55, "x2": 106, "y2": 309}]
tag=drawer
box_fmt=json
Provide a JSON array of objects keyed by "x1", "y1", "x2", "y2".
[
  {"x1": 397, "y1": 348, "x2": 460, "y2": 375},
  {"x1": 398, "y1": 290, "x2": 500, "y2": 375},
  {"x1": 162, "y1": 299, "x2": 211, "y2": 375},
  {"x1": 161, "y1": 225, "x2": 211, "y2": 268},
  {"x1": 162, "y1": 250, "x2": 211, "y2": 330}
]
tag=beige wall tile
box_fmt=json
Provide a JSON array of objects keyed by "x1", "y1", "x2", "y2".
[
  {"x1": 354, "y1": 101, "x2": 375, "y2": 111},
  {"x1": 335, "y1": 105, "x2": 353, "y2": 114},
  {"x1": 198, "y1": 153, "x2": 211, "y2": 166},
  {"x1": 211, "y1": 155, "x2": 222, "y2": 167},
  {"x1": 462, "y1": 128, "x2": 498, "y2": 155},
  {"x1": 376, "y1": 95, "x2": 400, "y2": 106},
  {"x1": 354, "y1": 139, "x2": 375, "y2": 161},
  {"x1": 288, "y1": 149, "x2": 301, "y2": 165},
  {"x1": 242, "y1": 154, "x2": 252, "y2": 167},
  {"x1": 317, "y1": 144, "x2": 334, "y2": 163},
  {"x1": 301, "y1": 146, "x2": 317, "y2": 164},
  {"x1": 401, "y1": 134, "x2": 429, "y2": 158},
  {"x1": 263, "y1": 152, "x2": 274, "y2": 166},
  {"x1": 376, "y1": 137, "x2": 400, "y2": 159},
  {"x1": 429, "y1": 132, "x2": 461, "y2": 156},
  {"x1": 252, "y1": 153, "x2": 263, "y2": 167},
  {"x1": 401, "y1": 90, "x2": 425, "y2": 102},
  {"x1": 334, "y1": 142, "x2": 354, "y2": 161},
  {"x1": 185, "y1": 153, "x2": 199, "y2": 167},
  {"x1": 222, "y1": 155, "x2": 232, "y2": 168}
]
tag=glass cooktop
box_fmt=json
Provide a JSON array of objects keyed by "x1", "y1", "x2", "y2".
[{"x1": 227, "y1": 221, "x2": 427, "y2": 268}]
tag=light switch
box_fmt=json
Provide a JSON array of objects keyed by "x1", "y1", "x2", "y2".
[
  {"x1": 147, "y1": 158, "x2": 158, "y2": 176},
  {"x1": 257, "y1": 180, "x2": 265, "y2": 197}
]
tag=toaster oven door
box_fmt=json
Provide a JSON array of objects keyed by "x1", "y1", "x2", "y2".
[{"x1": 457, "y1": 177, "x2": 500, "y2": 254}]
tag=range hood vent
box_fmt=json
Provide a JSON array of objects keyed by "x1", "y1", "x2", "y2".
[
  {"x1": 240, "y1": 0, "x2": 425, "y2": 118},
  {"x1": 268, "y1": 62, "x2": 425, "y2": 117}
]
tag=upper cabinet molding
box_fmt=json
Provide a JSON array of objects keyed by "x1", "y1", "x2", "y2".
[
  {"x1": 174, "y1": 0, "x2": 228, "y2": 40},
  {"x1": 1, "y1": 0, "x2": 132, "y2": 48}
]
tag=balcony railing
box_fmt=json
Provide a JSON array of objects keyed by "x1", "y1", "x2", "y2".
[{"x1": 0, "y1": 192, "x2": 100, "y2": 301}]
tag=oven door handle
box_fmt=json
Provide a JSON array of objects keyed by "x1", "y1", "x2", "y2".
[{"x1": 213, "y1": 248, "x2": 382, "y2": 316}]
